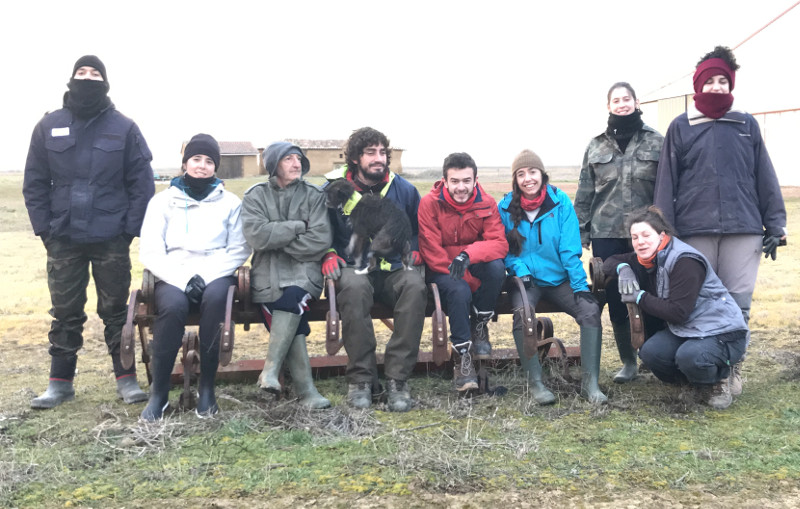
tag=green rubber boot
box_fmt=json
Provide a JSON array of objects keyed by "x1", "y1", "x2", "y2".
[
  {"x1": 512, "y1": 313, "x2": 555, "y2": 405},
  {"x1": 611, "y1": 320, "x2": 638, "y2": 383},
  {"x1": 580, "y1": 326, "x2": 608, "y2": 404},
  {"x1": 284, "y1": 334, "x2": 331, "y2": 409},
  {"x1": 258, "y1": 310, "x2": 302, "y2": 394}
]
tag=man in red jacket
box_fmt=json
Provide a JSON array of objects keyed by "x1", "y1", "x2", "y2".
[{"x1": 418, "y1": 153, "x2": 509, "y2": 392}]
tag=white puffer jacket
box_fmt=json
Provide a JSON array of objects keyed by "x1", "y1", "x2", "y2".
[{"x1": 140, "y1": 183, "x2": 251, "y2": 291}]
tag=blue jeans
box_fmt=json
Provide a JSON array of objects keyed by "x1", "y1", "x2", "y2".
[
  {"x1": 638, "y1": 328, "x2": 747, "y2": 385},
  {"x1": 427, "y1": 259, "x2": 506, "y2": 345}
]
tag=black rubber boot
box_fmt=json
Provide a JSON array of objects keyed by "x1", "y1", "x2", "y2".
[
  {"x1": 140, "y1": 355, "x2": 174, "y2": 422},
  {"x1": 111, "y1": 350, "x2": 148, "y2": 403},
  {"x1": 580, "y1": 326, "x2": 608, "y2": 404},
  {"x1": 196, "y1": 339, "x2": 220, "y2": 418},
  {"x1": 31, "y1": 355, "x2": 78, "y2": 409},
  {"x1": 611, "y1": 320, "x2": 638, "y2": 383},
  {"x1": 31, "y1": 380, "x2": 75, "y2": 409},
  {"x1": 284, "y1": 334, "x2": 330, "y2": 409},
  {"x1": 512, "y1": 319, "x2": 555, "y2": 405},
  {"x1": 258, "y1": 310, "x2": 302, "y2": 393}
]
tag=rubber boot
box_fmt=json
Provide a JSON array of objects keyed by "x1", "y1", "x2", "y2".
[
  {"x1": 258, "y1": 310, "x2": 302, "y2": 394},
  {"x1": 140, "y1": 355, "x2": 174, "y2": 422},
  {"x1": 196, "y1": 341, "x2": 220, "y2": 418},
  {"x1": 31, "y1": 355, "x2": 77, "y2": 409},
  {"x1": 284, "y1": 334, "x2": 331, "y2": 409},
  {"x1": 116, "y1": 375, "x2": 148, "y2": 404},
  {"x1": 31, "y1": 380, "x2": 75, "y2": 409},
  {"x1": 512, "y1": 318, "x2": 555, "y2": 405},
  {"x1": 611, "y1": 320, "x2": 638, "y2": 383},
  {"x1": 579, "y1": 326, "x2": 608, "y2": 404}
]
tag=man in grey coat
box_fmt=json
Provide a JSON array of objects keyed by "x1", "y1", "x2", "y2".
[{"x1": 241, "y1": 142, "x2": 332, "y2": 408}]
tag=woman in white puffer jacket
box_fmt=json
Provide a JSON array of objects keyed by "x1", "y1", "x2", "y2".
[{"x1": 138, "y1": 133, "x2": 250, "y2": 421}]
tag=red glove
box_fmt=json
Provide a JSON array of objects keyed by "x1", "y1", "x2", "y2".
[
  {"x1": 410, "y1": 250, "x2": 423, "y2": 266},
  {"x1": 322, "y1": 252, "x2": 346, "y2": 280}
]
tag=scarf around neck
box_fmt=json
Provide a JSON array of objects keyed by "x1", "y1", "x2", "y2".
[
  {"x1": 693, "y1": 93, "x2": 734, "y2": 119},
  {"x1": 606, "y1": 110, "x2": 643, "y2": 153},
  {"x1": 637, "y1": 234, "x2": 671, "y2": 269},
  {"x1": 172, "y1": 174, "x2": 222, "y2": 201},
  {"x1": 519, "y1": 185, "x2": 546, "y2": 211}
]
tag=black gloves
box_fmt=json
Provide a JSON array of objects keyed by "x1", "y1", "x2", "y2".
[
  {"x1": 617, "y1": 263, "x2": 640, "y2": 295},
  {"x1": 448, "y1": 252, "x2": 470, "y2": 280},
  {"x1": 574, "y1": 291, "x2": 599, "y2": 307},
  {"x1": 185, "y1": 274, "x2": 206, "y2": 306},
  {"x1": 762, "y1": 235, "x2": 783, "y2": 261},
  {"x1": 520, "y1": 274, "x2": 534, "y2": 289}
]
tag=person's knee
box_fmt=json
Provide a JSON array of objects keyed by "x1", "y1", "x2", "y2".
[
  {"x1": 483, "y1": 259, "x2": 506, "y2": 279},
  {"x1": 337, "y1": 271, "x2": 373, "y2": 296}
]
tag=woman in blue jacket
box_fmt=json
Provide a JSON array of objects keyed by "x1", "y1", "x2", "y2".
[{"x1": 499, "y1": 150, "x2": 606, "y2": 404}]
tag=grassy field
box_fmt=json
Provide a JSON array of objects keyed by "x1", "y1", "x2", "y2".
[{"x1": 1, "y1": 174, "x2": 799, "y2": 508}]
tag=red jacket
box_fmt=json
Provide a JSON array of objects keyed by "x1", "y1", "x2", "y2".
[{"x1": 418, "y1": 180, "x2": 509, "y2": 292}]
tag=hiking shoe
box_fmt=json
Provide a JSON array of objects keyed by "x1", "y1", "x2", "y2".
[
  {"x1": 347, "y1": 382, "x2": 372, "y2": 409},
  {"x1": 386, "y1": 378, "x2": 412, "y2": 412},
  {"x1": 453, "y1": 342, "x2": 478, "y2": 392},
  {"x1": 707, "y1": 377, "x2": 732, "y2": 410},
  {"x1": 470, "y1": 310, "x2": 494, "y2": 360},
  {"x1": 730, "y1": 362, "x2": 743, "y2": 397}
]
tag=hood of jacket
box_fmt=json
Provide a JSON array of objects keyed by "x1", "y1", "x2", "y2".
[{"x1": 262, "y1": 141, "x2": 310, "y2": 178}]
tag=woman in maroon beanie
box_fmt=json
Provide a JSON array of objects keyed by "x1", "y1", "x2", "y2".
[{"x1": 653, "y1": 45, "x2": 787, "y2": 400}]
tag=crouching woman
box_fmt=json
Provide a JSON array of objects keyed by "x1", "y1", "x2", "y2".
[
  {"x1": 139, "y1": 134, "x2": 251, "y2": 420},
  {"x1": 603, "y1": 206, "x2": 747, "y2": 409}
]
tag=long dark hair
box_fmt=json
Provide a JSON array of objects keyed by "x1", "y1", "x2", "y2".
[{"x1": 506, "y1": 169, "x2": 549, "y2": 256}]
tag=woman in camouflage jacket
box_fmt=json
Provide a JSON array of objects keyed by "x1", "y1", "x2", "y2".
[{"x1": 573, "y1": 82, "x2": 663, "y2": 384}]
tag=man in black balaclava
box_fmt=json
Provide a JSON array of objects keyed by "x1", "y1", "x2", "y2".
[{"x1": 23, "y1": 55, "x2": 156, "y2": 410}]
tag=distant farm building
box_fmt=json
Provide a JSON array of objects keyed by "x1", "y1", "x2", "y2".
[
  {"x1": 180, "y1": 140, "x2": 260, "y2": 179},
  {"x1": 282, "y1": 139, "x2": 405, "y2": 176},
  {"x1": 638, "y1": 6, "x2": 800, "y2": 185}
]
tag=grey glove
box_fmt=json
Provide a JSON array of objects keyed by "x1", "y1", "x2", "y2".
[
  {"x1": 621, "y1": 290, "x2": 644, "y2": 304},
  {"x1": 617, "y1": 263, "x2": 640, "y2": 295},
  {"x1": 185, "y1": 274, "x2": 206, "y2": 306}
]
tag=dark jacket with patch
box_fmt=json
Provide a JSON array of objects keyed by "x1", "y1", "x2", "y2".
[
  {"x1": 653, "y1": 106, "x2": 786, "y2": 238},
  {"x1": 23, "y1": 105, "x2": 154, "y2": 243}
]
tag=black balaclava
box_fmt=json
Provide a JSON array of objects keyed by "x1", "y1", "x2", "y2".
[{"x1": 64, "y1": 55, "x2": 111, "y2": 119}]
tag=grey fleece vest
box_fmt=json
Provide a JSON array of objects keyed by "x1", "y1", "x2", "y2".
[{"x1": 656, "y1": 238, "x2": 747, "y2": 338}]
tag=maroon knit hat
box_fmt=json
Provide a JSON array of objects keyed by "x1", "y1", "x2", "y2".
[{"x1": 693, "y1": 58, "x2": 735, "y2": 93}]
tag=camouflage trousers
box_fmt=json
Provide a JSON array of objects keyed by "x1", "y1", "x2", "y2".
[{"x1": 44, "y1": 236, "x2": 132, "y2": 379}]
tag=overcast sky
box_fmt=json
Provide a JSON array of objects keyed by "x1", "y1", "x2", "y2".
[{"x1": 3, "y1": 0, "x2": 798, "y2": 172}]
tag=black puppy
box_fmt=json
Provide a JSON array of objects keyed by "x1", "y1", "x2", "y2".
[{"x1": 325, "y1": 178, "x2": 412, "y2": 274}]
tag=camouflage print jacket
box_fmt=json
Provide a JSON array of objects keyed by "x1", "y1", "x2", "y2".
[{"x1": 573, "y1": 125, "x2": 663, "y2": 244}]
